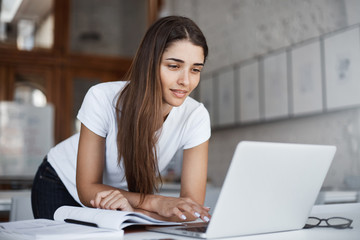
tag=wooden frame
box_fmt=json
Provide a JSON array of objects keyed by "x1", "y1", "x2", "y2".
[{"x1": 0, "y1": 0, "x2": 159, "y2": 144}]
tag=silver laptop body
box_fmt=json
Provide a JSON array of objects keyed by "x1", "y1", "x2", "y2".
[{"x1": 148, "y1": 141, "x2": 336, "y2": 238}]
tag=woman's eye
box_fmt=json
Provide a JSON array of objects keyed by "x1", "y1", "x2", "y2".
[
  {"x1": 192, "y1": 68, "x2": 202, "y2": 73},
  {"x1": 168, "y1": 64, "x2": 179, "y2": 69}
]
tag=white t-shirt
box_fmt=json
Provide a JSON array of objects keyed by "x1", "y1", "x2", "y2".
[{"x1": 48, "y1": 81, "x2": 211, "y2": 205}]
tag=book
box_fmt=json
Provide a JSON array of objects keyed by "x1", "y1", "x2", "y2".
[
  {"x1": 54, "y1": 205, "x2": 179, "y2": 230},
  {"x1": 0, "y1": 206, "x2": 179, "y2": 239}
]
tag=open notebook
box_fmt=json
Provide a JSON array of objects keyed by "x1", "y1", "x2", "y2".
[{"x1": 148, "y1": 141, "x2": 336, "y2": 238}]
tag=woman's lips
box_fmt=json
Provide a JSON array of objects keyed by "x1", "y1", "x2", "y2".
[{"x1": 171, "y1": 89, "x2": 188, "y2": 98}]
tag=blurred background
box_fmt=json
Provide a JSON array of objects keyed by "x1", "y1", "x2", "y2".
[{"x1": 1, "y1": 0, "x2": 360, "y2": 221}]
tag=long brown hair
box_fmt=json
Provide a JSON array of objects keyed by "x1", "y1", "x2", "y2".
[{"x1": 116, "y1": 16, "x2": 208, "y2": 205}]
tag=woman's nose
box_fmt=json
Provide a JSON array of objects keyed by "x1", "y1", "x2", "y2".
[{"x1": 178, "y1": 70, "x2": 190, "y2": 86}]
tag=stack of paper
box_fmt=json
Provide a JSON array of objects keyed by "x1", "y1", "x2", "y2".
[{"x1": 0, "y1": 219, "x2": 124, "y2": 240}]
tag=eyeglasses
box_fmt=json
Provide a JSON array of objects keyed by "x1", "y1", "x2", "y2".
[{"x1": 304, "y1": 217, "x2": 353, "y2": 229}]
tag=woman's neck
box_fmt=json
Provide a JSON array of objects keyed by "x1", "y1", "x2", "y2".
[{"x1": 162, "y1": 104, "x2": 173, "y2": 122}]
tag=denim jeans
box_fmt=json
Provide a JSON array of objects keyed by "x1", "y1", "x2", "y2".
[{"x1": 31, "y1": 157, "x2": 81, "y2": 219}]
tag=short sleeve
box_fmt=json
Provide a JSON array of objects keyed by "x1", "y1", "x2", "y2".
[
  {"x1": 182, "y1": 104, "x2": 211, "y2": 149},
  {"x1": 77, "y1": 85, "x2": 111, "y2": 138}
]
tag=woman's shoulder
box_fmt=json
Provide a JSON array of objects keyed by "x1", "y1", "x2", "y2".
[
  {"x1": 177, "y1": 97, "x2": 209, "y2": 117},
  {"x1": 183, "y1": 96, "x2": 204, "y2": 108},
  {"x1": 89, "y1": 81, "x2": 128, "y2": 94},
  {"x1": 86, "y1": 81, "x2": 128, "y2": 103}
]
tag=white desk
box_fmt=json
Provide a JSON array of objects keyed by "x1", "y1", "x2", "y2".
[{"x1": 124, "y1": 203, "x2": 360, "y2": 240}]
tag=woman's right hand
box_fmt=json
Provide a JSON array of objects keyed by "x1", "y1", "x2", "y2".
[{"x1": 90, "y1": 189, "x2": 134, "y2": 212}]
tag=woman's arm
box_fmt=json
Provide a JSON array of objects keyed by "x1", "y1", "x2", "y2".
[
  {"x1": 180, "y1": 140, "x2": 210, "y2": 221},
  {"x1": 127, "y1": 140, "x2": 211, "y2": 222},
  {"x1": 181, "y1": 140, "x2": 209, "y2": 204},
  {"x1": 77, "y1": 124, "x2": 210, "y2": 221},
  {"x1": 132, "y1": 140, "x2": 211, "y2": 222},
  {"x1": 76, "y1": 124, "x2": 130, "y2": 209}
]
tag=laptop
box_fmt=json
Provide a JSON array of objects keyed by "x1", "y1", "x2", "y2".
[{"x1": 148, "y1": 141, "x2": 336, "y2": 238}]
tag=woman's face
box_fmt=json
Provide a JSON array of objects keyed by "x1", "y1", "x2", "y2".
[{"x1": 160, "y1": 40, "x2": 205, "y2": 115}]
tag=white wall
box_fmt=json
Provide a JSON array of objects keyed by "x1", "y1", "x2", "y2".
[
  {"x1": 165, "y1": 0, "x2": 348, "y2": 72},
  {"x1": 162, "y1": 0, "x2": 360, "y2": 189}
]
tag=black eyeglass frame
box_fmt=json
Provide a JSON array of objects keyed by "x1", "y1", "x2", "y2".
[{"x1": 304, "y1": 216, "x2": 353, "y2": 229}]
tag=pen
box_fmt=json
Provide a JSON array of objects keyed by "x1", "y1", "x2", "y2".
[{"x1": 64, "y1": 218, "x2": 98, "y2": 228}]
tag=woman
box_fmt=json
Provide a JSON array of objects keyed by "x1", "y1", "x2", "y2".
[{"x1": 31, "y1": 16, "x2": 211, "y2": 223}]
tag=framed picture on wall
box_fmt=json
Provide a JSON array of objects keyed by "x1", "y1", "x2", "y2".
[
  {"x1": 236, "y1": 61, "x2": 260, "y2": 123},
  {"x1": 262, "y1": 51, "x2": 289, "y2": 120},
  {"x1": 199, "y1": 74, "x2": 217, "y2": 127},
  {"x1": 324, "y1": 27, "x2": 360, "y2": 110},
  {"x1": 217, "y1": 68, "x2": 236, "y2": 126},
  {"x1": 291, "y1": 40, "x2": 323, "y2": 116}
]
